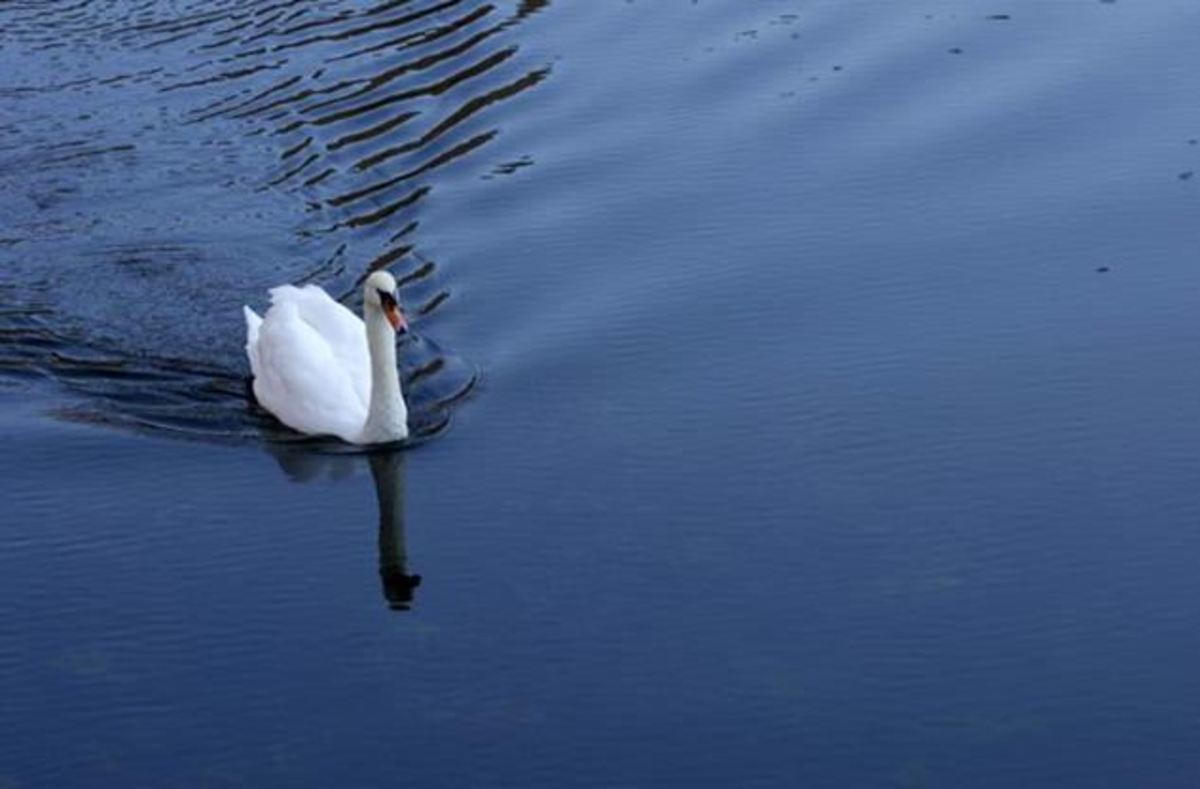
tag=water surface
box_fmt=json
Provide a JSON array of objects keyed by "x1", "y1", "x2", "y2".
[{"x1": 4, "y1": 1, "x2": 1200, "y2": 786}]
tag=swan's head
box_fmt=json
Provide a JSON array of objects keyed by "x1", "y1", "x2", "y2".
[{"x1": 364, "y1": 270, "x2": 407, "y2": 334}]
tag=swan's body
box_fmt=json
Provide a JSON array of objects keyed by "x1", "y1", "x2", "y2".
[{"x1": 243, "y1": 272, "x2": 409, "y2": 445}]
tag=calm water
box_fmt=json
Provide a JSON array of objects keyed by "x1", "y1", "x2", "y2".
[{"x1": 4, "y1": 1, "x2": 1200, "y2": 786}]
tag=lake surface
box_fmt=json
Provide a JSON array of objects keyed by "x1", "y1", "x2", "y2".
[{"x1": 4, "y1": 1, "x2": 1200, "y2": 786}]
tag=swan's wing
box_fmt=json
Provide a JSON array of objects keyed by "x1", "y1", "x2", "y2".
[
  {"x1": 252, "y1": 301, "x2": 367, "y2": 442},
  {"x1": 243, "y1": 305, "x2": 263, "y2": 377},
  {"x1": 269, "y1": 284, "x2": 369, "y2": 407}
]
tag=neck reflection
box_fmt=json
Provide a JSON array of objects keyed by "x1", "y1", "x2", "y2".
[
  {"x1": 265, "y1": 442, "x2": 421, "y2": 612},
  {"x1": 369, "y1": 449, "x2": 421, "y2": 611}
]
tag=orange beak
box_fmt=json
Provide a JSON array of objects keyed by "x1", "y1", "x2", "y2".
[{"x1": 384, "y1": 303, "x2": 408, "y2": 333}]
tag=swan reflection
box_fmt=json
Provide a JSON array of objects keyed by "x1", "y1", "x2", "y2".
[
  {"x1": 265, "y1": 443, "x2": 420, "y2": 611},
  {"x1": 369, "y1": 449, "x2": 422, "y2": 610}
]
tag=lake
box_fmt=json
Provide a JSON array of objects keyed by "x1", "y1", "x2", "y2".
[{"x1": 3, "y1": 1, "x2": 1200, "y2": 786}]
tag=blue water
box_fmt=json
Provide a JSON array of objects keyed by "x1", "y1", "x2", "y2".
[{"x1": 4, "y1": 1, "x2": 1200, "y2": 786}]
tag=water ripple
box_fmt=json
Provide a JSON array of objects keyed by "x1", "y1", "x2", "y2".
[{"x1": 0, "y1": 0, "x2": 551, "y2": 444}]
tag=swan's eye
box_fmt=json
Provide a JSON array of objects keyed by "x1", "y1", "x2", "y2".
[{"x1": 378, "y1": 289, "x2": 396, "y2": 308}]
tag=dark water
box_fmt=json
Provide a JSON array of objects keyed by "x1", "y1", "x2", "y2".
[{"x1": 4, "y1": 1, "x2": 1200, "y2": 786}]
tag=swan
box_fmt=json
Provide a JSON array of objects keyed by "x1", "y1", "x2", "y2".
[{"x1": 243, "y1": 271, "x2": 410, "y2": 445}]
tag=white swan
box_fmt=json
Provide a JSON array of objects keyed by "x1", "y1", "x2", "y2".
[{"x1": 243, "y1": 271, "x2": 410, "y2": 444}]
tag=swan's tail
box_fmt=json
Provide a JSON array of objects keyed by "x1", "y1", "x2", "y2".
[{"x1": 243, "y1": 305, "x2": 263, "y2": 377}]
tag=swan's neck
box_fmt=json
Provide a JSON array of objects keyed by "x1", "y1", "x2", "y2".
[{"x1": 360, "y1": 309, "x2": 409, "y2": 444}]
